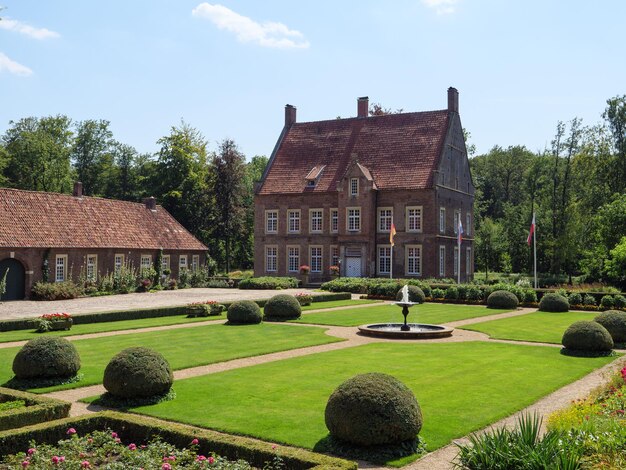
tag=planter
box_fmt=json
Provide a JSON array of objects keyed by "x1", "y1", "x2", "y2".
[
  {"x1": 301, "y1": 274, "x2": 309, "y2": 286},
  {"x1": 48, "y1": 319, "x2": 73, "y2": 331}
]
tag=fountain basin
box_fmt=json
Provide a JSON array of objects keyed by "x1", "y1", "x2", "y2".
[{"x1": 358, "y1": 323, "x2": 454, "y2": 339}]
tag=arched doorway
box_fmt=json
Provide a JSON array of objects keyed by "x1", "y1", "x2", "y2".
[{"x1": 0, "y1": 258, "x2": 25, "y2": 301}]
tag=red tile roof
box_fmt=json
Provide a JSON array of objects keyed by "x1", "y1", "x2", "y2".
[
  {"x1": 258, "y1": 110, "x2": 450, "y2": 195},
  {"x1": 0, "y1": 188, "x2": 207, "y2": 250}
]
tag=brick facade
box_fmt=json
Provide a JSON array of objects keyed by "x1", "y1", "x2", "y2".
[{"x1": 254, "y1": 88, "x2": 474, "y2": 283}]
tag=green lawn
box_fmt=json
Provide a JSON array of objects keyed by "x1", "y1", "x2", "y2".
[
  {"x1": 460, "y1": 311, "x2": 598, "y2": 344},
  {"x1": 0, "y1": 323, "x2": 340, "y2": 393},
  {"x1": 119, "y1": 341, "x2": 615, "y2": 466},
  {"x1": 302, "y1": 299, "x2": 380, "y2": 311},
  {"x1": 291, "y1": 303, "x2": 512, "y2": 327}
]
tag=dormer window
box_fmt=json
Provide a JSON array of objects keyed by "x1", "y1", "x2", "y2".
[
  {"x1": 305, "y1": 165, "x2": 326, "y2": 189},
  {"x1": 350, "y1": 178, "x2": 359, "y2": 196}
]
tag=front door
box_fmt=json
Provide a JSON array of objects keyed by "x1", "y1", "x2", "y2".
[
  {"x1": 0, "y1": 258, "x2": 26, "y2": 301},
  {"x1": 345, "y1": 257, "x2": 362, "y2": 278}
]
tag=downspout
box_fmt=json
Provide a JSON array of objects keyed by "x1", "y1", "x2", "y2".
[{"x1": 373, "y1": 188, "x2": 378, "y2": 278}]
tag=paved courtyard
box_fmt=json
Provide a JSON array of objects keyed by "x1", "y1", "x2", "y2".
[{"x1": 0, "y1": 287, "x2": 321, "y2": 320}]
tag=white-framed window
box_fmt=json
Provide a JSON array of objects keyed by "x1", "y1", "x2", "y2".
[
  {"x1": 287, "y1": 246, "x2": 300, "y2": 273},
  {"x1": 310, "y1": 246, "x2": 322, "y2": 273},
  {"x1": 405, "y1": 245, "x2": 422, "y2": 276},
  {"x1": 454, "y1": 210, "x2": 460, "y2": 234},
  {"x1": 55, "y1": 254, "x2": 67, "y2": 282},
  {"x1": 454, "y1": 246, "x2": 459, "y2": 275},
  {"x1": 192, "y1": 254, "x2": 200, "y2": 270},
  {"x1": 330, "y1": 245, "x2": 339, "y2": 267},
  {"x1": 265, "y1": 246, "x2": 277, "y2": 272},
  {"x1": 466, "y1": 247, "x2": 472, "y2": 276},
  {"x1": 265, "y1": 210, "x2": 278, "y2": 234},
  {"x1": 309, "y1": 209, "x2": 323, "y2": 233},
  {"x1": 439, "y1": 207, "x2": 446, "y2": 233},
  {"x1": 439, "y1": 246, "x2": 445, "y2": 277},
  {"x1": 350, "y1": 178, "x2": 359, "y2": 196},
  {"x1": 347, "y1": 207, "x2": 361, "y2": 232},
  {"x1": 406, "y1": 206, "x2": 423, "y2": 233},
  {"x1": 378, "y1": 245, "x2": 391, "y2": 275},
  {"x1": 86, "y1": 254, "x2": 97, "y2": 281},
  {"x1": 140, "y1": 254, "x2": 152, "y2": 269},
  {"x1": 466, "y1": 213, "x2": 471, "y2": 236},
  {"x1": 114, "y1": 254, "x2": 124, "y2": 273},
  {"x1": 162, "y1": 254, "x2": 170, "y2": 271},
  {"x1": 330, "y1": 208, "x2": 338, "y2": 233},
  {"x1": 179, "y1": 255, "x2": 188, "y2": 271},
  {"x1": 378, "y1": 207, "x2": 393, "y2": 232},
  {"x1": 288, "y1": 210, "x2": 301, "y2": 233}
]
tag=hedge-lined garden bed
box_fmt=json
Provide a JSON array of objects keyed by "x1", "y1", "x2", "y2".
[
  {"x1": 0, "y1": 411, "x2": 356, "y2": 469},
  {"x1": 0, "y1": 388, "x2": 70, "y2": 431}
]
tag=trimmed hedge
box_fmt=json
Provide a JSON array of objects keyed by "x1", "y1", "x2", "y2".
[
  {"x1": 12, "y1": 337, "x2": 80, "y2": 379},
  {"x1": 539, "y1": 293, "x2": 570, "y2": 312},
  {"x1": 0, "y1": 412, "x2": 356, "y2": 469},
  {"x1": 264, "y1": 294, "x2": 302, "y2": 321},
  {"x1": 238, "y1": 277, "x2": 299, "y2": 290},
  {"x1": 103, "y1": 348, "x2": 173, "y2": 399},
  {"x1": 0, "y1": 388, "x2": 70, "y2": 432},
  {"x1": 227, "y1": 300, "x2": 262, "y2": 325},
  {"x1": 594, "y1": 310, "x2": 626, "y2": 343},
  {"x1": 561, "y1": 321, "x2": 614, "y2": 354},
  {"x1": 395, "y1": 286, "x2": 425, "y2": 304},
  {"x1": 486, "y1": 290, "x2": 519, "y2": 309}
]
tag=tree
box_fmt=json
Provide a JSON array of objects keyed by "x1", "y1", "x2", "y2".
[
  {"x1": 105, "y1": 142, "x2": 139, "y2": 201},
  {"x1": 2, "y1": 115, "x2": 74, "y2": 192},
  {"x1": 475, "y1": 218, "x2": 506, "y2": 280},
  {"x1": 72, "y1": 119, "x2": 113, "y2": 196},
  {"x1": 605, "y1": 237, "x2": 626, "y2": 289},
  {"x1": 211, "y1": 139, "x2": 247, "y2": 273},
  {"x1": 603, "y1": 95, "x2": 626, "y2": 191}
]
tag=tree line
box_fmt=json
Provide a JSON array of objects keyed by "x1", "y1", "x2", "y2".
[
  {"x1": 0, "y1": 117, "x2": 268, "y2": 272},
  {"x1": 471, "y1": 95, "x2": 626, "y2": 287}
]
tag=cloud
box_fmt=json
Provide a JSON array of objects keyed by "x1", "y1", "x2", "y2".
[
  {"x1": 0, "y1": 17, "x2": 60, "y2": 39},
  {"x1": 192, "y1": 3, "x2": 309, "y2": 49},
  {"x1": 422, "y1": 0, "x2": 459, "y2": 15},
  {"x1": 0, "y1": 52, "x2": 33, "y2": 76}
]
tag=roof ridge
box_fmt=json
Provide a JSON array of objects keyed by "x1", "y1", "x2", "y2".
[{"x1": 292, "y1": 109, "x2": 449, "y2": 126}]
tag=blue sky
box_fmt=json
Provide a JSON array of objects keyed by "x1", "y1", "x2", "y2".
[{"x1": 1, "y1": 1, "x2": 624, "y2": 159}]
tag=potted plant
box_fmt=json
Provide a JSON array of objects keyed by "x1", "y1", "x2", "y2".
[
  {"x1": 299, "y1": 265, "x2": 310, "y2": 286},
  {"x1": 295, "y1": 292, "x2": 313, "y2": 306},
  {"x1": 37, "y1": 313, "x2": 73, "y2": 332},
  {"x1": 329, "y1": 265, "x2": 340, "y2": 278}
]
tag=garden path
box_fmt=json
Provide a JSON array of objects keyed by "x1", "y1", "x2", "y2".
[{"x1": 30, "y1": 304, "x2": 625, "y2": 470}]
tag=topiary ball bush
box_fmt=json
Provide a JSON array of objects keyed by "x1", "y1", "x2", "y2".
[
  {"x1": 227, "y1": 300, "x2": 262, "y2": 324},
  {"x1": 325, "y1": 372, "x2": 422, "y2": 447},
  {"x1": 264, "y1": 294, "x2": 302, "y2": 321},
  {"x1": 562, "y1": 321, "x2": 613, "y2": 354},
  {"x1": 594, "y1": 310, "x2": 626, "y2": 343},
  {"x1": 486, "y1": 290, "x2": 519, "y2": 309},
  {"x1": 539, "y1": 293, "x2": 570, "y2": 312},
  {"x1": 395, "y1": 285, "x2": 425, "y2": 304},
  {"x1": 103, "y1": 347, "x2": 173, "y2": 398},
  {"x1": 12, "y1": 337, "x2": 80, "y2": 379}
]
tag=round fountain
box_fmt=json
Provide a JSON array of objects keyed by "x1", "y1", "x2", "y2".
[{"x1": 357, "y1": 285, "x2": 453, "y2": 339}]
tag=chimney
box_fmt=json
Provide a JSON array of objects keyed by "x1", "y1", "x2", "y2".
[
  {"x1": 357, "y1": 96, "x2": 369, "y2": 118},
  {"x1": 144, "y1": 196, "x2": 157, "y2": 211},
  {"x1": 447, "y1": 87, "x2": 459, "y2": 113},
  {"x1": 285, "y1": 104, "x2": 297, "y2": 126},
  {"x1": 72, "y1": 181, "x2": 83, "y2": 198}
]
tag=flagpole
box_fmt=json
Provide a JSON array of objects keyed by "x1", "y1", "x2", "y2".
[{"x1": 533, "y1": 214, "x2": 537, "y2": 289}]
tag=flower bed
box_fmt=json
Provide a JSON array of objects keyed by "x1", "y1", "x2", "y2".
[{"x1": 36, "y1": 313, "x2": 73, "y2": 333}]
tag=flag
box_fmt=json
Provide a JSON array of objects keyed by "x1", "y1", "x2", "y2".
[
  {"x1": 527, "y1": 213, "x2": 535, "y2": 246},
  {"x1": 389, "y1": 222, "x2": 396, "y2": 246},
  {"x1": 457, "y1": 219, "x2": 463, "y2": 246}
]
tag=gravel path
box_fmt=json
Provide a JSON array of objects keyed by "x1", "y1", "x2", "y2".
[{"x1": 22, "y1": 301, "x2": 623, "y2": 469}]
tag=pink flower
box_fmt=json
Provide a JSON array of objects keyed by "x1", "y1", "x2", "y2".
[
  {"x1": 197, "y1": 455, "x2": 207, "y2": 461},
  {"x1": 191, "y1": 438, "x2": 199, "y2": 445},
  {"x1": 81, "y1": 461, "x2": 91, "y2": 469},
  {"x1": 208, "y1": 456, "x2": 215, "y2": 464},
  {"x1": 111, "y1": 432, "x2": 118, "y2": 438},
  {"x1": 128, "y1": 443, "x2": 137, "y2": 450},
  {"x1": 66, "y1": 428, "x2": 77, "y2": 435},
  {"x1": 21, "y1": 461, "x2": 29, "y2": 468},
  {"x1": 27, "y1": 449, "x2": 36, "y2": 455},
  {"x1": 115, "y1": 438, "x2": 121, "y2": 443},
  {"x1": 51, "y1": 456, "x2": 60, "y2": 465},
  {"x1": 87, "y1": 438, "x2": 93, "y2": 444},
  {"x1": 162, "y1": 464, "x2": 172, "y2": 470},
  {"x1": 272, "y1": 444, "x2": 277, "y2": 450}
]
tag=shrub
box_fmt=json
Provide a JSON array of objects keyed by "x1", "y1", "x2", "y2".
[
  {"x1": 600, "y1": 295, "x2": 615, "y2": 310},
  {"x1": 320, "y1": 278, "x2": 369, "y2": 294},
  {"x1": 238, "y1": 277, "x2": 299, "y2": 290},
  {"x1": 12, "y1": 337, "x2": 80, "y2": 379},
  {"x1": 568, "y1": 292, "x2": 583, "y2": 306},
  {"x1": 466, "y1": 286, "x2": 483, "y2": 302},
  {"x1": 395, "y1": 285, "x2": 425, "y2": 304},
  {"x1": 103, "y1": 347, "x2": 173, "y2": 399},
  {"x1": 264, "y1": 294, "x2": 302, "y2": 321},
  {"x1": 486, "y1": 290, "x2": 519, "y2": 309},
  {"x1": 523, "y1": 289, "x2": 538, "y2": 303},
  {"x1": 31, "y1": 281, "x2": 82, "y2": 301},
  {"x1": 613, "y1": 294, "x2": 626, "y2": 309},
  {"x1": 186, "y1": 303, "x2": 211, "y2": 317},
  {"x1": 295, "y1": 292, "x2": 313, "y2": 306},
  {"x1": 227, "y1": 300, "x2": 262, "y2": 324},
  {"x1": 561, "y1": 321, "x2": 613, "y2": 354},
  {"x1": 594, "y1": 310, "x2": 626, "y2": 343},
  {"x1": 444, "y1": 286, "x2": 459, "y2": 300},
  {"x1": 584, "y1": 294, "x2": 597, "y2": 306},
  {"x1": 456, "y1": 285, "x2": 468, "y2": 300},
  {"x1": 205, "y1": 279, "x2": 229, "y2": 288},
  {"x1": 539, "y1": 293, "x2": 570, "y2": 312},
  {"x1": 431, "y1": 288, "x2": 445, "y2": 299},
  {"x1": 325, "y1": 373, "x2": 422, "y2": 447}
]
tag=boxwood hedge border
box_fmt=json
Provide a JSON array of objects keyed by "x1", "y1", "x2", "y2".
[{"x1": 0, "y1": 387, "x2": 70, "y2": 431}]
